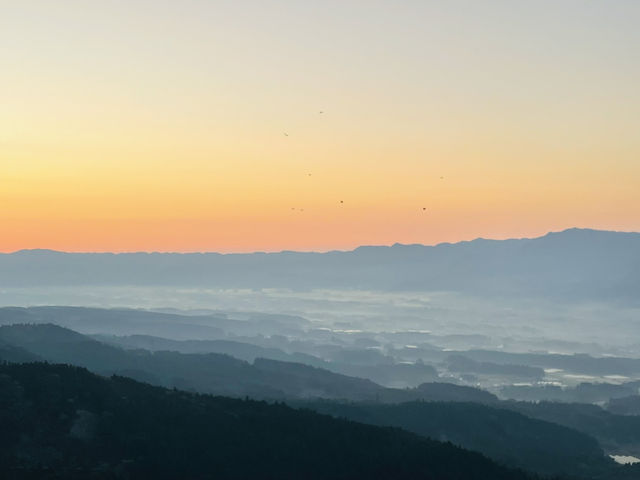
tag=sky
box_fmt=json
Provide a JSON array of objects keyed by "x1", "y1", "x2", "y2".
[{"x1": 1, "y1": 0, "x2": 639, "y2": 252}]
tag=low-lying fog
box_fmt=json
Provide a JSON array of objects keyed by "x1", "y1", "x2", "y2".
[
  {"x1": 2, "y1": 286, "x2": 638, "y2": 351},
  {"x1": 2, "y1": 285, "x2": 639, "y2": 393}
]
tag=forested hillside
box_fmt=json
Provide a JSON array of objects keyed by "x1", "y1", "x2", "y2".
[{"x1": 0, "y1": 362, "x2": 534, "y2": 480}]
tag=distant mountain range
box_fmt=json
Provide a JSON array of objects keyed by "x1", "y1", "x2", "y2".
[{"x1": 1, "y1": 228, "x2": 639, "y2": 302}]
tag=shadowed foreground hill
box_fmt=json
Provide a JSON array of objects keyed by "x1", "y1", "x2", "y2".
[
  {"x1": 503, "y1": 401, "x2": 640, "y2": 462},
  {"x1": 300, "y1": 400, "x2": 610, "y2": 477},
  {"x1": 0, "y1": 363, "x2": 535, "y2": 480}
]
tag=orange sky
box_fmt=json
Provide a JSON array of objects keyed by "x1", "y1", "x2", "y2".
[{"x1": 2, "y1": 1, "x2": 639, "y2": 252}]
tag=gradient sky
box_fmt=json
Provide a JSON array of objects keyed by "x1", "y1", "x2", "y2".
[{"x1": 2, "y1": 0, "x2": 639, "y2": 252}]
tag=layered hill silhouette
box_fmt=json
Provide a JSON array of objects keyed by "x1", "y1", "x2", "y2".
[
  {"x1": 0, "y1": 362, "x2": 535, "y2": 480},
  {"x1": 1, "y1": 228, "x2": 639, "y2": 302},
  {"x1": 0, "y1": 323, "x2": 379, "y2": 400},
  {"x1": 0, "y1": 306, "x2": 307, "y2": 339},
  {"x1": 301, "y1": 400, "x2": 609, "y2": 477},
  {"x1": 0, "y1": 323, "x2": 494, "y2": 403},
  {"x1": 4, "y1": 323, "x2": 639, "y2": 479}
]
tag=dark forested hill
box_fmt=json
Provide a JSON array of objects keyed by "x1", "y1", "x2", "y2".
[
  {"x1": 607, "y1": 395, "x2": 640, "y2": 416},
  {"x1": 299, "y1": 400, "x2": 610, "y2": 477},
  {"x1": 0, "y1": 340, "x2": 40, "y2": 363},
  {"x1": 503, "y1": 400, "x2": 640, "y2": 461},
  {"x1": 4, "y1": 326, "x2": 640, "y2": 478},
  {"x1": 0, "y1": 362, "x2": 535, "y2": 480}
]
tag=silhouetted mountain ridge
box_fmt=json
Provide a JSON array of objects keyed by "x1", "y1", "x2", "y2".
[
  {"x1": 0, "y1": 362, "x2": 537, "y2": 480},
  {"x1": 2, "y1": 228, "x2": 638, "y2": 302},
  {"x1": 300, "y1": 400, "x2": 611, "y2": 477}
]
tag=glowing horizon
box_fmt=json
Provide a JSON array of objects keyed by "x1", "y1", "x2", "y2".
[
  {"x1": 2, "y1": 1, "x2": 639, "y2": 253},
  {"x1": 3, "y1": 225, "x2": 638, "y2": 255}
]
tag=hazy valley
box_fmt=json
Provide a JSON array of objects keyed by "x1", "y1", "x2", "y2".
[{"x1": 2, "y1": 229, "x2": 640, "y2": 478}]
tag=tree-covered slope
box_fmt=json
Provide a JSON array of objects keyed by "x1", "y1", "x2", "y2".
[
  {"x1": 0, "y1": 362, "x2": 535, "y2": 480},
  {"x1": 300, "y1": 400, "x2": 609, "y2": 477},
  {"x1": 504, "y1": 400, "x2": 640, "y2": 460}
]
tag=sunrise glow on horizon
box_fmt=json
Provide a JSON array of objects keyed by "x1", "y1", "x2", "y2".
[{"x1": 2, "y1": 1, "x2": 639, "y2": 253}]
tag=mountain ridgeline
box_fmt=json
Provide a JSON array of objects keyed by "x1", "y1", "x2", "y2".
[{"x1": 1, "y1": 228, "x2": 639, "y2": 302}]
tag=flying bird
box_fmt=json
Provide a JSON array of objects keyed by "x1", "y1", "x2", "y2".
[{"x1": 283, "y1": 132, "x2": 289, "y2": 137}]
